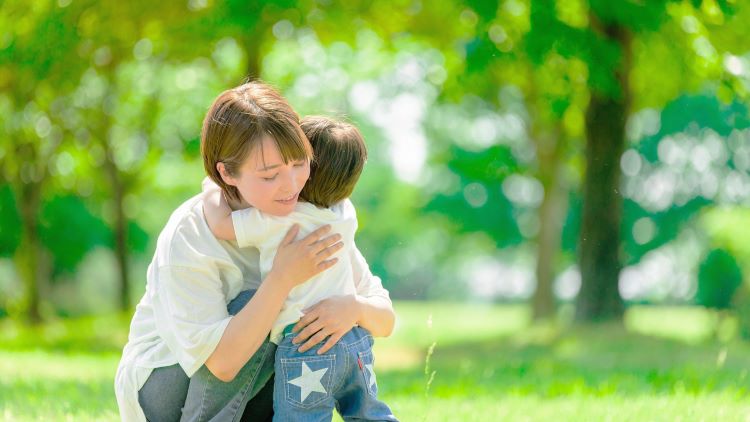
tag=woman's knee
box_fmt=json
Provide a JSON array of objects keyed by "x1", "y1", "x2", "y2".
[{"x1": 138, "y1": 364, "x2": 189, "y2": 422}]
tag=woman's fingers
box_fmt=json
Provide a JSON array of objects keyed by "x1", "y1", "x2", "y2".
[
  {"x1": 270, "y1": 226, "x2": 341, "y2": 289},
  {"x1": 316, "y1": 332, "x2": 344, "y2": 355},
  {"x1": 316, "y1": 241, "x2": 344, "y2": 260},
  {"x1": 298, "y1": 329, "x2": 332, "y2": 353},
  {"x1": 301, "y1": 224, "x2": 332, "y2": 245},
  {"x1": 293, "y1": 320, "x2": 323, "y2": 344},
  {"x1": 287, "y1": 296, "x2": 358, "y2": 353},
  {"x1": 280, "y1": 224, "x2": 300, "y2": 246},
  {"x1": 310, "y1": 234, "x2": 342, "y2": 253},
  {"x1": 317, "y1": 258, "x2": 338, "y2": 271},
  {"x1": 292, "y1": 316, "x2": 312, "y2": 334}
]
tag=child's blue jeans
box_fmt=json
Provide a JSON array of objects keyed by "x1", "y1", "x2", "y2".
[{"x1": 272, "y1": 326, "x2": 398, "y2": 422}]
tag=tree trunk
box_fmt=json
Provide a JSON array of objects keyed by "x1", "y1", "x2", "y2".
[
  {"x1": 243, "y1": 24, "x2": 266, "y2": 81},
  {"x1": 532, "y1": 135, "x2": 567, "y2": 320},
  {"x1": 575, "y1": 24, "x2": 631, "y2": 322},
  {"x1": 97, "y1": 80, "x2": 132, "y2": 311},
  {"x1": 246, "y1": 42, "x2": 262, "y2": 81},
  {"x1": 525, "y1": 63, "x2": 568, "y2": 321},
  {"x1": 14, "y1": 180, "x2": 42, "y2": 324},
  {"x1": 103, "y1": 153, "x2": 130, "y2": 311}
]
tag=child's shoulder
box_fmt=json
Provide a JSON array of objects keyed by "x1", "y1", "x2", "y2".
[
  {"x1": 324, "y1": 199, "x2": 357, "y2": 226},
  {"x1": 333, "y1": 198, "x2": 356, "y2": 217},
  {"x1": 297, "y1": 198, "x2": 355, "y2": 215}
]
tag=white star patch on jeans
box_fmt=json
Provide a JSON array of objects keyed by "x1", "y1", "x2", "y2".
[{"x1": 287, "y1": 361, "x2": 328, "y2": 402}]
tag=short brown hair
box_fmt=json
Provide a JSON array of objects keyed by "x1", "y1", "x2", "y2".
[
  {"x1": 299, "y1": 116, "x2": 368, "y2": 208},
  {"x1": 201, "y1": 81, "x2": 313, "y2": 202}
]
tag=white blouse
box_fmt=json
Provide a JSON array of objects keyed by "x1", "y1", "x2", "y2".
[{"x1": 114, "y1": 195, "x2": 390, "y2": 421}]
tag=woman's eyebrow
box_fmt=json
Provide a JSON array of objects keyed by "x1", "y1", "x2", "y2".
[{"x1": 257, "y1": 163, "x2": 282, "y2": 171}]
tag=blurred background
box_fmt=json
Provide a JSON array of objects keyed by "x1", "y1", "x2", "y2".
[{"x1": 2, "y1": 0, "x2": 750, "y2": 420}]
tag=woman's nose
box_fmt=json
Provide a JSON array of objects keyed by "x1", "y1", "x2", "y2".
[{"x1": 281, "y1": 169, "x2": 298, "y2": 192}]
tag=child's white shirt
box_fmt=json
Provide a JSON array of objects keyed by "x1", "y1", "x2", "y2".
[{"x1": 232, "y1": 199, "x2": 371, "y2": 344}]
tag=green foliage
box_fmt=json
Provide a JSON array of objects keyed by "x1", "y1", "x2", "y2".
[
  {"x1": 38, "y1": 196, "x2": 110, "y2": 275},
  {"x1": 0, "y1": 185, "x2": 21, "y2": 257},
  {"x1": 731, "y1": 285, "x2": 750, "y2": 340},
  {"x1": 637, "y1": 96, "x2": 750, "y2": 165},
  {"x1": 620, "y1": 95, "x2": 750, "y2": 265},
  {"x1": 127, "y1": 221, "x2": 149, "y2": 254},
  {"x1": 465, "y1": 34, "x2": 504, "y2": 74},
  {"x1": 426, "y1": 145, "x2": 523, "y2": 248},
  {"x1": 589, "y1": 0, "x2": 670, "y2": 31},
  {"x1": 696, "y1": 248, "x2": 743, "y2": 310},
  {"x1": 528, "y1": 0, "x2": 629, "y2": 97},
  {"x1": 464, "y1": 0, "x2": 499, "y2": 21}
]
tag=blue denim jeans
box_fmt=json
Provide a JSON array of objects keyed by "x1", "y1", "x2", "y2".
[
  {"x1": 273, "y1": 327, "x2": 398, "y2": 422},
  {"x1": 139, "y1": 290, "x2": 276, "y2": 422}
]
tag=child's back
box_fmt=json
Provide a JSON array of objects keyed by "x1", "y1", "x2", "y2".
[{"x1": 232, "y1": 199, "x2": 358, "y2": 344}]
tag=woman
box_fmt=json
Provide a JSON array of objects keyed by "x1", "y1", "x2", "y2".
[{"x1": 115, "y1": 81, "x2": 395, "y2": 421}]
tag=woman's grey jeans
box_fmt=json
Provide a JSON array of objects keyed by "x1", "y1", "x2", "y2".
[{"x1": 138, "y1": 290, "x2": 277, "y2": 422}]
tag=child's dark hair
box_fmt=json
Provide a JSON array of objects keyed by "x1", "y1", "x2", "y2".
[{"x1": 299, "y1": 116, "x2": 368, "y2": 208}]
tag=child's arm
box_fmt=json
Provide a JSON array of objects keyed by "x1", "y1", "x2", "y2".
[
  {"x1": 339, "y1": 200, "x2": 394, "y2": 332},
  {"x1": 201, "y1": 178, "x2": 237, "y2": 241},
  {"x1": 348, "y1": 244, "x2": 396, "y2": 337}
]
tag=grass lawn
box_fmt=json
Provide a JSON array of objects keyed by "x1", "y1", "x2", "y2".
[{"x1": 2, "y1": 302, "x2": 750, "y2": 421}]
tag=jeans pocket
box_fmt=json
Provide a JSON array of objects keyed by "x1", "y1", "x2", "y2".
[
  {"x1": 280, "y1": 354, "x2": 335, "y2": 409},
  {"x1": 357, "y1": 349, "x2": 378, "y2": 398}
]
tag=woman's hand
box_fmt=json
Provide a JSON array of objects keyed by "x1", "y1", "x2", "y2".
[
  {"x1": 292, "y1": 294, "x2": 362, "y2": 354},
  {"x1": 268, "y1": 224, "x2": 343, "y2": 290}
]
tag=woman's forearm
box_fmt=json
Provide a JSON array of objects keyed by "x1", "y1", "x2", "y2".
[
  {"x1": 355, "y1": 295, "x2": 396, "y2": 337},
  {"x1": 204, "y1": 223, "x2": 343, "y2": 381},
  {"x1": 204, "y1": 272, "x2": 291, "y2": 382}
]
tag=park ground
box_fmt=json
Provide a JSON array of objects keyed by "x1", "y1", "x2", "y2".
[{"x1": 1, "y1": 302, "x2": 750, "y2": 421}]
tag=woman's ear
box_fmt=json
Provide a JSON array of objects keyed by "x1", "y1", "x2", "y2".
[{"x1": 216, "y1": 162, "x2": 237, "y2": 186}]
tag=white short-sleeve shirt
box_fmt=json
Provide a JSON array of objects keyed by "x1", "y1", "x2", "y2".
[{"x1": 232, "y1": 199, "x2": 389, "y2": 344}]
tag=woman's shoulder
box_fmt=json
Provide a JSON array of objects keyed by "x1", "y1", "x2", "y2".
[{"x1": 153, "y1": 194, "x2": 229, "y2": 268}]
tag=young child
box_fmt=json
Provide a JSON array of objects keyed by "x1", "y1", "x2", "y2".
[{"x1": 203, "y1": 116, "x2": 398, "y2": 421}]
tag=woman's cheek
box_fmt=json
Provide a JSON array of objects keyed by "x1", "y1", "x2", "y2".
[
  {"x1": 299, "y1": 165, "x2": 311, "y2": 185},
  {"x1": 241, "y1": 179, "x2": 270, "y2": 207},
  {"x1": 254, "y1": 182, "x2": 274, "y2": 204}
]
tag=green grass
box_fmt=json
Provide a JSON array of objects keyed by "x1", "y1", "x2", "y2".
[{"x1": 2, "y1": 303, "x2": 750, "y2": 421}]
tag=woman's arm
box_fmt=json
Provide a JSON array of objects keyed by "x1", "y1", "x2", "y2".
[
  {"x1": 205, "y1": 224, "x2": 344, "y2": 382},
  {"x1": 292, "y1": 245, "x2": 396, "y2": 355}
]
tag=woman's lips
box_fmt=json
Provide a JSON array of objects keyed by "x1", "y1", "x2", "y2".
[{"x1": 276, "y1": 193, "x2": 298, "y2": 204}]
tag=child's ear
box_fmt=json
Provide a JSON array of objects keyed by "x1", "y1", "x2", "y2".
[{"x1": 216, "y1": 162, "x2": 237, "y2": 186}]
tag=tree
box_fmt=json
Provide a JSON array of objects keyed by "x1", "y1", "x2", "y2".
[
  {"x1": 0, "y1": 1, "x2": 91, "y2": 322},
  {"x1": 425, "y1": 0, "x2": 585, "y2": 319},
  {"x1": 528, "y1": 0, "x2": 748, "y2": 321}
]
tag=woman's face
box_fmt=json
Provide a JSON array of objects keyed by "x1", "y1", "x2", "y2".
[{"x1": 223, "y1": 136, "x2": 310, "y2": 216}]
